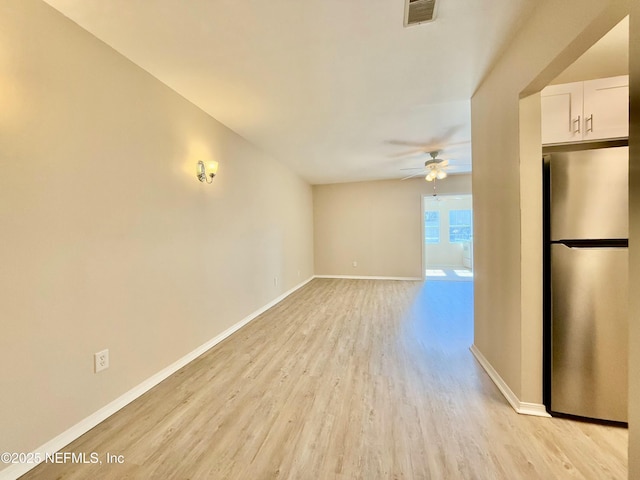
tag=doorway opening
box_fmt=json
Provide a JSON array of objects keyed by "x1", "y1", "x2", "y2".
[
  {"x1": 418, "y1": 193, "x2": 474, "y2": 348},
  {"x1": 422, "y1": 194, "x2": 473, "y2": 282}
]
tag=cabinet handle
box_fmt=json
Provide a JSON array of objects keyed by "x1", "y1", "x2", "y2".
[
  {"x1": 572, "y1": 115, "x2": 581, "y2": 134},
  {"x1": 586, "y1": 114, "x2": 593, "y2": 133}
]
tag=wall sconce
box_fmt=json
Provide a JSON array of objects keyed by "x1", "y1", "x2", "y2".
[{"x1": 197, "y1": 160, "x2": 219, "y2": 184}]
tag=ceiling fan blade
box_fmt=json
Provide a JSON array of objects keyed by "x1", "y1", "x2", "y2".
[
  {"x1": 443, "y1": 165, "x2": 468, "y2": 172},
  {"x1": 387, "y1": 135, "x2": 470, "y2": 147},
  {"x1": 388, "y1": 149, "x2": 428, "y2": 158},
  {"x1": 386, "y1": 140, "x2": 431, "y2": 147},
  {"x1": 399, "y1": 167, "x2": 424, "y2": 171},
  {"x1": 401, "y1": 172, "x2": 426, "y2": 180},
  {"x1": 439, "y1": 159, "x2": 450, "y2": 167}
]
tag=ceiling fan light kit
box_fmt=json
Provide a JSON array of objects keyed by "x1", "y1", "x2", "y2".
[
  {"x1": 424, "y1": 151, "x2": 448, "y2": 181},
  {"x1": 398, "y1": 150, "x2": 453, "y2": 181},
  {"x1": 424, "y1": 168, "x2": 447, "y2": 182}
]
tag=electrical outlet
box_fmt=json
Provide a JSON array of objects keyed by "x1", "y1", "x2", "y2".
[
  {"x1": 94, "y1": 349, "x2": 109, "y2": 373},
  {"x1": 274, "y1": 276, "x2": 279, "y2": 286},
  {"x1": 352, "y1": 261, "x2": 358, "y2": 268}
]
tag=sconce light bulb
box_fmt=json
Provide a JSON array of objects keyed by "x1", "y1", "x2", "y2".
[{"x1": 197, "y1": 160, "x2": 218, "y2": 183}]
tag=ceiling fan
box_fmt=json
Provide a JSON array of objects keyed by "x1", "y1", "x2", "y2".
[{"x1": 401, "y1": 151, "x2": 450, "y2": 181}]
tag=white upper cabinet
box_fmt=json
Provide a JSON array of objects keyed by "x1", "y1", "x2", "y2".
[
  {"x1": 582, "y1": 76, "x2": 629, "y2": 141},
  {"x1": 541, "y1": 75, "x2": 628, "y2": 145},
  {"x1": 541, "y1": 81, "x2": 583, "y2": 144}
]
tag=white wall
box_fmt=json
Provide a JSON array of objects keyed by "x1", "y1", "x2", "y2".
[
  {"x1": 313, "y1": 175, "x2": 471, "y2": 278},
  {"x1": 0, "y1": 0, "x2": 313, "y2": 465}
]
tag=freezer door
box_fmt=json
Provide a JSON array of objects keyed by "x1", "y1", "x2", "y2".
[
  {"x1": 551, "y1": 243, "x2": 628, "y2": 422},
  {"x1": 550, "y1": 147, "x2": 628, "y2": 241}
]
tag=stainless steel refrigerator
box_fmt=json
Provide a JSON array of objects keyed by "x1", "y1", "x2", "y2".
[{"x1": 546, "y1": 145, "x2": 628, "y2": 423}]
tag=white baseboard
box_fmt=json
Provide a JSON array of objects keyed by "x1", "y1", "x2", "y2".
[
  {"x1": 314, "y1": 275, "x2": 422, "y2": 281},
  {"x1": 0, "y1": 276, "x2": 314, "y2": 480},
  {"x1": 470, "y1": 344, "x2": 550, "y2": 418}
]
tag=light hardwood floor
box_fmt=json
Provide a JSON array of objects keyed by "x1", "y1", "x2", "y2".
[{"x1": 22, "y1": 279, "x2": 627, "y2": 479}]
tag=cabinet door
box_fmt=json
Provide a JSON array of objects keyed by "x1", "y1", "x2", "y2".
[
  {"x1": 541, "y1": 81, "x2": 583, "y2": 145},
  {"x1": 582, "y1": 75, "x2": 629, "y2": 140}
]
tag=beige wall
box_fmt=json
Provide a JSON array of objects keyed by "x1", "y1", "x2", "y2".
[
  {"x1": 313, "y1": 175, "x2": 471, "y2": 278},
  {"x1": 628, "y1": 2, "x2": 640, "y2": 477},
  {"x1": 551, "y1": 16, "x2": 628, "y2": 85},
  {"x1": 0, "y1": 0, "x2": 313, "y2": 461},
  {"x1": 471, "y1": 0, "x2": 630, "y2": 406},
  {"x1": 424, "y1": 195, "x2": 473, "y2": 268}
]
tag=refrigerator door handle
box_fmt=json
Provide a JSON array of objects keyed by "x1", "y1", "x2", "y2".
[{"x1": 552, "y1": 239, "x2": 628, "y2": 248}]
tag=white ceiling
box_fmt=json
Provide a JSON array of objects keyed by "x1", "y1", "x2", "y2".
[{"x1": 43, "y1": 0, "x2": 536, "y2": 184}]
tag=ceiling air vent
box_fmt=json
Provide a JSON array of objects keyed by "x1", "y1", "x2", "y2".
[{"x1": 404, "y1": 0, "x2": 437, "y2": 27}]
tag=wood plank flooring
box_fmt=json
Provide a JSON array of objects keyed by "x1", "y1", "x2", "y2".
[{"x1": 21, "y1": 279, "x2": 627, "y2": 479}]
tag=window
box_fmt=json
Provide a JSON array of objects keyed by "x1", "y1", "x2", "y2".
[
  {"x1": 425, "y1": 211, "x2": 440, "y2": 244},
  {"x1": 449, "y1": 209, "x2": 472, "y2": 243}
]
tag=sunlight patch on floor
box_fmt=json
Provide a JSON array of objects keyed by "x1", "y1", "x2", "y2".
[
  {"x1": 454, "y1": 270, "x2": 473, "y2": 277},
  {"x1": 425, "y1": 269, "x2": 447, "y2": 277}
]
